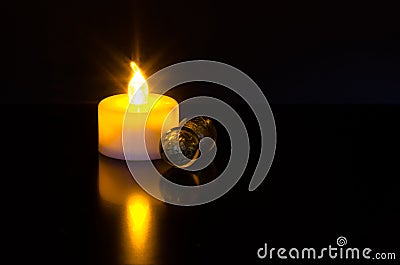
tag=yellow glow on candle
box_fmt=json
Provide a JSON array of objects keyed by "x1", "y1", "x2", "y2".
[
  {"x1": 98, "y1": 61, "x2": 179, "y2": 160},
  {"x1": 128, "y1": 62, "x2": 149, "y2": 105}
]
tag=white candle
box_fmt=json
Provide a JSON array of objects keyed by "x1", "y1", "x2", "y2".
[{"x1": 98, "y1": 62, "x2": 179, "y2": 160}]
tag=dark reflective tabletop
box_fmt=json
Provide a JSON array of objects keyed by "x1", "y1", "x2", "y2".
[{"x1": 5, "y1": 104, "x2": 399, "y2": 264}]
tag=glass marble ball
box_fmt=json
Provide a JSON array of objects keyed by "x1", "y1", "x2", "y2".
[
  {"x1": 160, "y1": 116, "x2": 217, "y2": 168},
  {"x1": 182, "y1": 116, "x2": 217, "y2": 151}
]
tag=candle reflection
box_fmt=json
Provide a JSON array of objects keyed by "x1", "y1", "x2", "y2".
[
  {"x1": 98, "y1": 155, "x2": 166, "y2": 264},
  {"x1": 126, "y1": 194, "x2": 151, "y2": 264},
  {"x1": 98, "y1": 154, "x2": 170, "y2": 205},
  {"x1": 98, "y1": 154, "x2": 217, "y2": 205},
  {"x1": 97, "y1": 154, "x2": 217, "y2": 264}
]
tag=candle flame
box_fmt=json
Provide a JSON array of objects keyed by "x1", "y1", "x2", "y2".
[{"x1": 128, "y1": 62, "x2": 149, "y2": 105}]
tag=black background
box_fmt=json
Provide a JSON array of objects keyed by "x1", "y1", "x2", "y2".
[
  {"x1": 10, "y1": 0, "x2": 400, "y2": 103},
  {"x1": 6, "y1": 0, "x2": 400, "y2": 264}
]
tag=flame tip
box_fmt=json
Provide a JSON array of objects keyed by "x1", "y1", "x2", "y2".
[{"x1": 128, "y1": 61, "x2": 148, "y2": 105}]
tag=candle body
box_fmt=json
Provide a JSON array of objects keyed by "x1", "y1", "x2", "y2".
[{"x1": 98, "y1": 93, "x2": 179, "y2": 160}]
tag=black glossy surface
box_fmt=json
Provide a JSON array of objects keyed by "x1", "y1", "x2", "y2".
[{"x1": 4, "y1": 104, "x2": 399, "y2": 264}]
